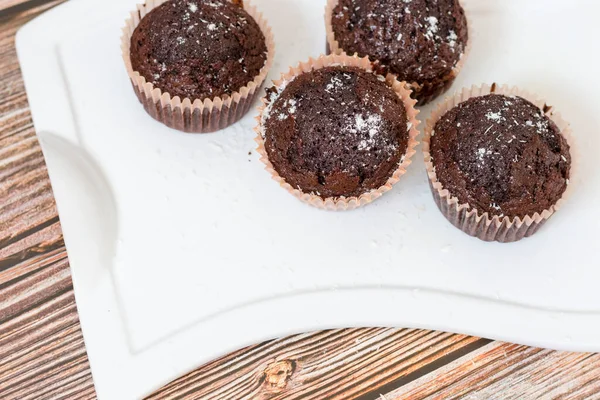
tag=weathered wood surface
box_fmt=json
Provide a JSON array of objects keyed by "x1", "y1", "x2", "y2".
[
  {"x1": 146, "y1": 331, "x2": 485, "y2": 400},
  {"x1": 386, "y1": 342, "x2": 600, "y2": 400},
  {"x1": 1, "y1": 1, "x2": 599, "y2": 399},
  {"x1": 0, "y1": 0, "x2": 32, "y2": 12}
]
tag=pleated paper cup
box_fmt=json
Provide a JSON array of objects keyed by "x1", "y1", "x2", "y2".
[
  {"x1": 423, "y1": 83, "x2": 576, "y2": 243},
  {"x1": 255, "y1": 53, "x2": 421, "y2": 211},
  {"x1": 324, "y1": 0, "x2": 472, "y2": 106},
  {"x1": 121, "y1": 0, "x2": 275, "y2": 133}
]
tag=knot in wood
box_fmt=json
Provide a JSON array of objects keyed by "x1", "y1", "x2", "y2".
[{"x1": 263, "y1": 360, "x2": 295, "y2": 391}]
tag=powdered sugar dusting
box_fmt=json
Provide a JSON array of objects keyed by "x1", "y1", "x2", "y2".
[
  {"x1": 424, "y1": 16, "x2": 438, "y2": 40},
  {"x1": 447, "y1": 30, "x2": 457, "y2": 48},
  {"x1": 287, "y1": 99, "x2": 297, "y2": 114},
  {"x1": 486, "y1": 111, "x2": 503, "y2": 121},
  {"x1": 348, "y1": 113, "x2": 383, "y2": 151},
  {"x1": 261, "y1": 78, "x2": 295, "y2": 134},
  {"x1": 536, "y1": 119, "x2": 549, "y2": 132},
  {"x1": 477, "y1": 148, "x2": 492, "y2": 166}
]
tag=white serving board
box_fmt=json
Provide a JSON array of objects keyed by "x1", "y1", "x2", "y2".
[{"x1": 16, "y1": 0, "x2": 600, "y2": 398}]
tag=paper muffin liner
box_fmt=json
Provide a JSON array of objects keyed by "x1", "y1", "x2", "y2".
[
  {"x1": 121, "y1": 0, "x2": 275, "y2": 133},
  {"x1": 423, "y1": 83, "x2": 577, "y2": 243},
  {"x1": 324, "y1": 0, "x2": 472, "y2": 106},
  {"x1": 254, "y1": 53, "x2": 421, "y2": 211}
]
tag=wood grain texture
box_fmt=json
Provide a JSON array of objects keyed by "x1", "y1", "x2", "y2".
[
  {"x1": 386, "y1": 342, "x2": 600, "y2": 400},
  {"x1": 0, "y1": 0, "x2": 65, "y2": 275},
  {"x1": 146, "y1": 330, "x2": 483, "y2": 400},
  {"x1": 0, "y1": 1, "x2": 599, "y2": 399},
  {"x1": 0, "y1": 249, "x2": 95, "y2": 400},
  {"x1": 0, "y1": 0, "x2": 29, "y2": 12},
  {"x1": 0, "y1": 6, "x2": 94, "y2": 400}
]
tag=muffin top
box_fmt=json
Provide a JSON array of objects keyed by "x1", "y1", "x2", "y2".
[
  {"x1": 130, "y1": 0, "x2": 267, "y2": 101},
  {"x1": 331, "y1": 0, "x2": 468, "y2": 84},
  {"x1": 430, "y1": 94, "x2": 571, "y2": 219},
  {"x1": 261, "y1": 66, "x2": 410, "y2": 199}
]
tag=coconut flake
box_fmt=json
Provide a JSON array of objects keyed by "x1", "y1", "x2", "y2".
[{"x1": 325, "y1": 76, "x2": 344, "y2": 93}]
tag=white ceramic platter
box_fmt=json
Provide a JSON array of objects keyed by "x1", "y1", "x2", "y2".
[{"x1": 16, "y1": 0, "x2": 600, "y2": 398}]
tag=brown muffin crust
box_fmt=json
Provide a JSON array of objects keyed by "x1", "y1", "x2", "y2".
[
  {"x1": 331, "y1": 0, "x2": 468, "y2": 104},
  {"x1": 261, "y1": 66, "x2": 410, "y2": 199},
  {"x1": 130, "y1": 0, "x2": 267, "y2": 101},
  {"x1": 430, "y1": 94, "x2": 571, "y2": 219}
]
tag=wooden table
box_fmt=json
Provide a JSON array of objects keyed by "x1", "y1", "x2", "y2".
[{"x1": 1, "y1": 1, "x2": 600, "y2": 398}]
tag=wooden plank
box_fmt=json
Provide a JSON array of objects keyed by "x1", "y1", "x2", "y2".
[
  {"x1": 0, "y1": 251, "x2": 94, "y2": 400},
  {"x1": 146, "y1": 329, "x2": 483, "y2": 400},
  {"x1": 0, "y1": 1, "x2": 66, "y2": 272},
  {"x1": 0, "y1": 0, "x2": 54, "y2": 13},
  {"x1": 0, "y1": 0, "x2": 28, "y2": 12},
  {"x1": 385, "y1": 342, "x2": 600, "y2": 400},
  {"x1": 0, "y1": 4, "x2": 94, "y2": 400}
]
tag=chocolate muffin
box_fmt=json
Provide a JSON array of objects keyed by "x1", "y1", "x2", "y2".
[
  {"x1": 260, "y1": 66, "x2": 412, "y2": 199},
  {"x1": 430, "y1": 93, "x2": 571, "y2": 220},
  {"x1": 328, "y1": 0, "x2": 468, "y2": 105},
  {"x1": 130, "y1": 0, "x2": 268, "y2": 101}
]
